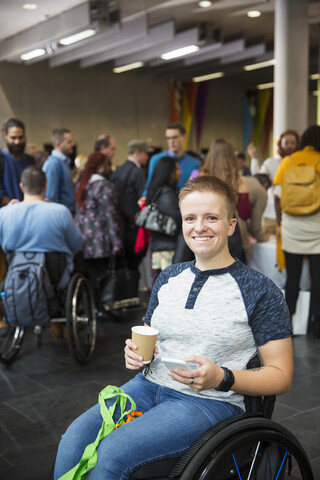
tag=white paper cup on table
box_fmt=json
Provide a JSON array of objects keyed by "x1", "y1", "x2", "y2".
[{"x1": 131, "y1": 326, "x2": 159, "y2": 364}]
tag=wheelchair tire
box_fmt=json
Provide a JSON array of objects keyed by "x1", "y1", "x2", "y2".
[
  {"x1": 66, "y1": 273, "x2": 96, "y2": 365},
  {"x1": 0, "y1": 325, "x2": 25, "y2": 365},
  {"x1": 176, "y1": 417, "x2": 314, "y2": 480}
]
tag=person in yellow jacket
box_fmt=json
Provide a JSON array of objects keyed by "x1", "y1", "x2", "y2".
[{"x1": 273, "y1": 125, "x2": 320, "y2": 337}]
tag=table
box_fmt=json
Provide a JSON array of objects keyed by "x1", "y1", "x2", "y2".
[
  {"x1": 248, "y1": 237, "x2": 311, "y2": 335},
  {"x1": 249, "y1": 236, "x2": 311, "y2": 290}
]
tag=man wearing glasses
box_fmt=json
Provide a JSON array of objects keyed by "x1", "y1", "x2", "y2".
[{"x1": 141, "y1": 122, "x2": 199, "y2": 198}]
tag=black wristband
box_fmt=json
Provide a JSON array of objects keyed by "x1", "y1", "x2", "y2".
[{"x1": 216, "y1": 367, "x2": 235, "y2": 392}]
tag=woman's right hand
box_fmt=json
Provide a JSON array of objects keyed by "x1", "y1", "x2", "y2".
[
  {"x1": 124, "y1": 339, "x2": 159, "y2": 370},
  {"x1": 124, "y1": 339, "x2": 145, "y2": 370}
]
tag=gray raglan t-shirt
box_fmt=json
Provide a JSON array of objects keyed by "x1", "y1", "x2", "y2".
[{"x1": 144, "y1": 259, "x2": 291, "y2": 410}]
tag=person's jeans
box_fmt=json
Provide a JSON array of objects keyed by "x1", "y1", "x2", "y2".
[{"x1": 54, "y1": 374, "x2": 243, "y2": 480}]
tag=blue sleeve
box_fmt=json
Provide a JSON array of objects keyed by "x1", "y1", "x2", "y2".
[
  {"x1": 43, "y1": 158, "x2": 60, "y2": 203},
  {"x1": 233, "y1": 265, "x2": 292, "y2": 346},
  {"x1": 177, "y1": 157, "x2": 200, "y2": 189},
  {"x1": 63, "y1": 210, "x2": 83, "y2": 253}
]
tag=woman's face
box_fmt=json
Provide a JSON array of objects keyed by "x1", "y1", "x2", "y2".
[{"x1": 281, "y1": 134, "x2": 298, "y2": 156}]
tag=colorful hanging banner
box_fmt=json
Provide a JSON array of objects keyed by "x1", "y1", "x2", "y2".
[
  {"x1": 169, "y1": 80, "x2": 210, "y2": 150},
  {"x1": 243, "y1": 89, "x2": 273, "y2": 157}
]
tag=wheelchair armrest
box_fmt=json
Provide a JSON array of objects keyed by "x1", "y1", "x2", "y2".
[{"x1": 244, "y1": 353, "x2": 276, "y2": 419}]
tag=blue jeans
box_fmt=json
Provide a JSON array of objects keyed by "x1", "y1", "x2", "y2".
[{"x1": 54, "y1": 374, "x2": 243, "y2": 480}]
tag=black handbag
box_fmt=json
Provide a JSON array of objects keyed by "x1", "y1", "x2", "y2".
[
  {"x1": 99, "y1": 257, "x2": 140, "y2": 311},
  {"x1": 134, "y1": 188, "x2": 178, "y2": 237}
]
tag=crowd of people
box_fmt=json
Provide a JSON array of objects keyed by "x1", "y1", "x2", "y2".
[
  {"x1": 1, "y1": 115, "x2": 320, "y2": 479},
  {"x1": 0, "y1": 117, "x2": 320, "y2": 338}
]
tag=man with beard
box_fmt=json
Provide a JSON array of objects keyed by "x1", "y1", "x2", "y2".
[
  {"x1": 42, "y1": 128, "x2": 75, "y2": 209},
  {"x1": 0, "y1": 118, "x2": 35, "y2": 206}
]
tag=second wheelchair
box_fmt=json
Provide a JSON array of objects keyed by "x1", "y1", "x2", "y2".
[{"x1": 0, "y1": 252, "x2": 96, "y2": 366}]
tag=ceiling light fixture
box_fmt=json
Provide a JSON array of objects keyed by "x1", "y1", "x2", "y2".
[
  {"x1": 244, "y1": 59, "x2": 276, "y2": 71},
  {"x1": 23, "y1": 3, "x2": 38, "y2": 10},
  {"x1": 20, "y1": 48, "x2": 46, "y2": 60},
  {"x1": 247, "y1": 10, "x2": 261, "y2": 18},
  {"x1": 161, "y1": 45, "x2": 199, "y2": 60},
  {"x1": 257, "y1": 82, "x2": 274, "y2": 90},
  {"x1": 60, "y1": 29, "x2": 97, "y2": 46},
  {"x1": 192, "y1": 72, "x2": 225, "y2": 82},
  {"x1": 199, "y1": 1, "x2": 212, "y2": 7},
  {"x1": 113, "y1": 61, "x2": 144, "y2": 73}
]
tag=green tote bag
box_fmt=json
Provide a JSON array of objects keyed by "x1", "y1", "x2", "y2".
[{"x1": 59, "y1": 385, "x2": 140, "y2": 480}]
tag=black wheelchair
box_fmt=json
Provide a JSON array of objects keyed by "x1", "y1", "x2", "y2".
[
  {"x1": 47, "y1": 356, "x2": 314, "y2": 480},
  {"x1": 130, "y1": 356, "x2": 314, "y2": 480},
  {"x1": 0, "y1": 252, "x2": 96, "y2": 366}
]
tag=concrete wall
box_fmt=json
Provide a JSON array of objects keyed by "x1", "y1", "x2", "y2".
[
  {"x1": 0, "y1": 61, "x2": 169, "y2": 164},
  {"x1": 0, "y1": 61, "x2": 317, "y2": 165}
]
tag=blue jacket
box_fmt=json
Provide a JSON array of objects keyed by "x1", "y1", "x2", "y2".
[
  {"x1": 142, "y1": 150, "x2": 199, "y2": 196},
  {"x1": 0, "y1": 149, "x2": 34, "y2": 203}
]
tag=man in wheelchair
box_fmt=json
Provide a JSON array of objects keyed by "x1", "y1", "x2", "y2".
[
  {"x1": 0, "y1": 165, "x2": 83, "y2": 336},
  {"x1": 54, "y1": 175, "x2": 294, "y2": 480}
]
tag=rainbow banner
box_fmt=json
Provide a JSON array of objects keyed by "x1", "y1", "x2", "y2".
[
  {"x1": 181, "y1": 82, "x2": 198, "y2": 148},
  {"x1": 169, "y1": 79, "x2": 183, "y2": 123},
  {"x1": 169, "y1": 80, "x2": 210, "y2": 149},
  {"x1": 243, "y1": 89, "x2": 273, "y2": 157}
]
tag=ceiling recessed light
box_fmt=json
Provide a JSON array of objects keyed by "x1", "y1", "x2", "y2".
[
  {"x1": 60, "y1": 29, "x2": 97, "y2": 46},
  {"x1": 193, "y1": 72, "x2": 225, "y2": 83},
  {"x1": 113, "y1": 62, "x2": 144, "y2": 73},
  {"x1": 247, "y1": 10, "x2": 261, "y2": 18},
  {"x1": 161, "y1": 45, "x2": 199, "y2": 60},
  {"x1": 243, "y1": 59, "x2": 276, "y2": 71},
  {"x1": 23, "y1": 3, "x2": 38, "y2": 10},
  {"x1": 20, "y1": 49, "x2": 45, "y2": 61},
  {"x1": 257, "y1": 82, "x2": 274, "y2": 90},
  {"x1": 199, "y1": 1, "x2": 212, "y2": 7}
]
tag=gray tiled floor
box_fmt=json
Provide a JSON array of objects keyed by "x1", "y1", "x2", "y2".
[{"x1": 0, "y1": 299, "x2": 319, "y2": 480}]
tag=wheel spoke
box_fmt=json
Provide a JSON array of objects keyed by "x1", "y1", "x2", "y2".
[{"x1": 232, "y1": 453, "x2": 243, "y2": 480}]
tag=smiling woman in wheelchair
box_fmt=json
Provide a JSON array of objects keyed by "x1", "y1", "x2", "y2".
[{"x1": 54, "y1": 175, "x2": 293, "y2": 480}]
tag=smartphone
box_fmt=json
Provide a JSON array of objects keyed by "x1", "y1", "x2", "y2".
[{"x1": 161, "y1": 357, "x2": 193, "y2": 371}]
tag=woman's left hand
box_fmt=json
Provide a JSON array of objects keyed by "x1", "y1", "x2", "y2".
[{"x1": 168, "y1": 355, "x2": 224, "y2": 392}]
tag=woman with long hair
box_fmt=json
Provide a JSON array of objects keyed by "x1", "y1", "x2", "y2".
[
  {"x1": 74, "y1": 152, "x2": 123, "y2": 309},
  {"x1": 202, "y1": 139, "x2": 251, "y2": 217},
  {"x1": 146, "y1": 156, "x2": 181, "y2": 285},
  {"x1": 200, "y1": 138, "x2": 252, "y2": 260}
]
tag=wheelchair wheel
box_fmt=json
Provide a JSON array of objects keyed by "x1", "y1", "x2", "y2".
[
  {"x1": 66, "y1": 273, "x2": 96, "y2": 365},
  {"x1": 0, "y1": 325, "x2": 25, "y2": 365},
  {"x1": 177, "y1": 417, "x2": 314, "y2": 480}
]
